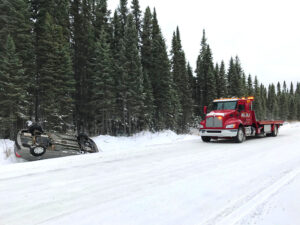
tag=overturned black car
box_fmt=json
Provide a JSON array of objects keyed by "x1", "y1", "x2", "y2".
[{"x1": 14, "y1": 124, "x2": 99, "y2": 161}]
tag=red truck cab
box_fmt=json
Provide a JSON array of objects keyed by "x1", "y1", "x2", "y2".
[{"x1": 199, "y1": 97, "x2": 284, "y2": 143}]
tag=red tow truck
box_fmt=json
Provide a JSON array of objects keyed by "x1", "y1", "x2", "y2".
[{"x1": 199, "y1": 97, "x2": 284, "y2": 143}]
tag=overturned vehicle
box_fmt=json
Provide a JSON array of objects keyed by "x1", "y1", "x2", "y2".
[{"x1": 14, "y1": 124, "x2": 99, "y2": 161}]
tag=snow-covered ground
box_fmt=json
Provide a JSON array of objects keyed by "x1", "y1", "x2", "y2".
[{"x1": 1, "y1": 123, "x2": 300, "y2": 225}]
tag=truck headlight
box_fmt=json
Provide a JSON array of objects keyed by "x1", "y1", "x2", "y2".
[
  {"x1": 226, "y1": 124, "x2": 235, "y2": 129},
  {"x1": 199, "y1": 124, "x2": 204, "y2": 129}
]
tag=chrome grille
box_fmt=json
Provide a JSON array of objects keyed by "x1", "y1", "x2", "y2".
[{"x1": 206, "y1": 117, "x2": 223, "y2": 127}]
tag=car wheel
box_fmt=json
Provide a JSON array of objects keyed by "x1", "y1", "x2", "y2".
[
  {"x1": 28, "y1": 124, "x2": 43, "y2": 135},
  {"x1": 30, "y1": 146, "x2": 46, "y2": 157},
  {"x1": 235, "y1": 127, "x2": 245, "y2": 143},
  {"x1": 201, "y1": 136, "x2": 211, "y2": 142}
]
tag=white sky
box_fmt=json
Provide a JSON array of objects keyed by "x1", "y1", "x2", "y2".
[{"x1": 108, "y1": 0, "x2": 300, "y2": 87}]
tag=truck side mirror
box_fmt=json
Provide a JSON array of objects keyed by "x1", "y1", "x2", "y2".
[{"x1": 204, "y1": 106, "x2": 207, "y2": 115}]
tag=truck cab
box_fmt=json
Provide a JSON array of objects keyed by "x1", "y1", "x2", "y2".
[{"x1": 199, "y1": 97, "x2": 283, "y2": 143}]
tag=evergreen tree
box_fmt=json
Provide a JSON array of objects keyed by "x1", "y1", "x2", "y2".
[
  {"x1": 227, "y1": 57, "x2": 235, "y2": 96},
  {"x1": 187, "y1": 63, "x2": 197, "y2": 111},
  {"x1": 0, "y1": 0, "x2": 35, "y2": 120},
  {"x1": 91, "y1": 28, "x2": 115, "y2": 134},
  {"x1": 296, "y1": 83, "x2": 300, "y2": 120},
  {"x1": 218, "y1": 61, "x2": 227, "y2": 98},
  {"x1": 171, "y1": 27, "x2": 193, "y2": 132},
  {"x1": 288, "y1": 82, "x2": 297, "y2": 120},
  {"x1": 260, "y1": 84, "x2": 267, "y2": 119},
  {"x1": 0, "y1": 35, "x2": 27, "y2": 138},
  {"x1": 71, "y1": 0, "x2": 95, "y2": 133},
  {"x1": 123, "y1": 13, "x2": 144, "y2": 134},
  {"x1": 140, "y1": 7, "x2": 155, "y2": 130},
  {"x1": 151, "y1": 9, "x2": 180, "y2": 130},
  {"x1": 247, "y1": 74, "x2": 254, "y2": 96},
  {"x1": 195, "y1": 30, "x2": 216, "y2": 115},
  {"x1": 253, "y1": 76, "x2": 262, "y2": 120},
  {"x1": 214, "y1": 63, "x2": 220, "y2": 98},
  {"x1": 130, "y1": 0, "x2": 142, "y2": 44},
  {"x1": 267, "y1": 84, "x2": 277, "y2": 119}
]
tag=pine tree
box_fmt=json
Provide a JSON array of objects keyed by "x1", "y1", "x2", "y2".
[
  {"x1": 218, "y1": 61, "x2": 227, "y2": 98},
  {"x1": 267, "y1": 84, "x2": 277, "y2": 119},
  {"x1": 296, "y1": 83, "x2": 300, "y2": 120},
  {"x1": 130, "y1": 0, "x2": 142, "y2": 44},
  {"x1": 151, "y1": 9, "x2": 180, "y2": 130},
  {"x1": 253, "y1": 76, "x2": 262, "y2": 120},
  {"x1": 171, "y1": 27, "x2": 193, "y2": 132},
  {"x1": 187, "y1": 63, "x2": 196, "y2": 111},
  {"x1": 195, "y1": 30, "x2": 216, "y2": 116},
  {"x1": 288, "y1": 82, "x2": 297, "y2": 120},
  {"x1": 123, "y1": 13, "x2": 145, "y2": 134},
  {"x1": 140, "y1": 7, "x2": 155, "y2": 130},
  {"x1": 214, "y1": 63, "x2": 220, "y2": 98},
  {"x1": 0, "y1": 35, "x2": 27, "y2": 138},
  {"x1": 71, "y1": 0, "x2": 95, "y2": 133},
  {"x1": 0, "y1": 0, "x2": 35, "y2": 121},
  {"x1": 260, "y1": 84, "x2": 267, "y2": 119},
  {"x1": 91, "y1": 28, "x2": 115, "y2": 134},
  {"x1": 247, "y1": 74, "x2": 254, "y2": 96}
]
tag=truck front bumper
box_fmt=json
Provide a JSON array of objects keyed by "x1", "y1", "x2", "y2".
[{"x1": 200, "y1": 129, "x2": 238, "y2": 137}]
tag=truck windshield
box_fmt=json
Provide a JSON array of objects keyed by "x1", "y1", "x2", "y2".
[{"x1": 213, "y1": 101, "x2": 237, "y2": 110}]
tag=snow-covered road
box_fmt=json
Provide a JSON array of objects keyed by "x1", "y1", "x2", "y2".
[{"x1": 1, "y1": 124, "x2": 300, "y2": 225}]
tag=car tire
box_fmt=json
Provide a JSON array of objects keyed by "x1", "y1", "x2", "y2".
[
  {"x1": 30, "y1": 146, "x2": 46, "y2": 157},
  {"x1": 28, "y1": 124, "x2": 43, "y2": 135},
  {"x1": 235, "y1": 127, "x2": 245, "y2": 143},
  {"x1": 201, "y1": 136, "x2": 211, "y2": 142}
]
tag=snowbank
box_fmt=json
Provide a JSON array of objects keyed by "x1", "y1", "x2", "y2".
[
  {"x1": 0, "y1": 130, "x2": 199, "y2": 166},
  {"x1": 0, "y1": 139, "x2": 24, "y2": 165},
  {"x1": 92, "y1": 130, "x2": 199, "y2": 153}
]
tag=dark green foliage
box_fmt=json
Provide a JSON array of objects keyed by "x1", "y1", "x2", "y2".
[
  {"x1": 171, "y1": 27, "x2": 193, "y2": 132},
  {"x1": 130, "y1": 0, "x2": 142, "y2": 42},
  {"x1": 247, "y1": 74, "x2": 254, "y2": 96},
  {"x1": 0, "y1": 35, "x2": 27, "y2": 138},
  {"x1": 34, "y1": 11, "x2": 74, "y2": 131},
  {"x1": 71, "y1": 0, "x2": 95, "y2": 133},
  {"x1": 90, "y1": 28, "x2": 115, "y2": 134},
  {"x1": 1, "y1": 0, "x2": 300, "y2": 139},
  {"x1": 151, "y1": 9, "x2": 180, "y2": 130},
  {"x1": 218, "y1": 61, "x2": 227, "y2": 98},
  {"x1": 0, "y1": 0, "x2": 35, "y2": 125},
  {"x1": 123, "y1": 13, "x2": 144, "y2": 134},
  {"x1": 195, "y1": 30, "x2": 216, "y2": 116}
]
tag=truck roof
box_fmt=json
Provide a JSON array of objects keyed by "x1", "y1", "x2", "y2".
[{"x1": 213, "y1": 97, "x2": 254, "y2": 102}]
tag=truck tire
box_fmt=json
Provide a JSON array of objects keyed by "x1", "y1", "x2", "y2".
[
  {"x1": 201, "y1": 136, "x2": 211, "y2": 142},
  {"x1": 271, "y1": 125, "x2": 278, "y2": 137},
  {"x1": 235, "y1": 127, "x2": 245, "y2": 143}
]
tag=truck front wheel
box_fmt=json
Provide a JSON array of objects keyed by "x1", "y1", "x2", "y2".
[
  {"x1": 201, "y1": 136, "x2": 211, "y2": 142},
  {"x1": 235, "y1": 127, "x2": 245, "y2": 143}
]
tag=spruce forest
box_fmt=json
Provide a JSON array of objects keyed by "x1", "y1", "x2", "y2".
[{"x1": 0, "y1": 0, "x2": 299, "y2": 139}]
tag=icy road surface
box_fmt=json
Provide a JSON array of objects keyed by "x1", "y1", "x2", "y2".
[{"x1": 1, "y1": 124, "x2": 300, "y2": 225}]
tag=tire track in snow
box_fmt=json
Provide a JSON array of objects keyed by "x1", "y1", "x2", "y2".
[{"x1": 202, "y1": 168, "x2": 300, "y2": 225}]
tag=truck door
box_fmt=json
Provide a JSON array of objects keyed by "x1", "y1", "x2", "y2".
[{"x1": 237, "y1": 102, "x2": 247, "y2": 124}]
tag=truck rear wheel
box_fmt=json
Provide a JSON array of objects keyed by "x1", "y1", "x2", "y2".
[
  {"x1": 201, "y1": 136, "x2": 211, "y2": 142},
  {"x1": 235, "y1": 127, "x2": 245, "y2": 143},
  {"x1": 271, "y1": 125, "x2": 278, "y2": 137}
]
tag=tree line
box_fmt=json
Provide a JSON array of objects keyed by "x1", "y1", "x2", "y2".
[{"x1": 0, "y1": 0, "x2": 299, "y2": 139}]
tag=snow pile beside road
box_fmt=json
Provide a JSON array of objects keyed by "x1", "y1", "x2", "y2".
[
  {"x1": 0, "y1": 140, "x2": 24, "y2": 165},
  {"x1": 0, "y1": 130, "x2": 199, "y2": 165},
  {"x1": 92, "y1": 130, "x2": 199, "y2": 153}
]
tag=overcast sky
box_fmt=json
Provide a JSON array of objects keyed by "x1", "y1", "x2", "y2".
[{"x1": 108, "y1": 0, "x2": 300, "y2": 87}]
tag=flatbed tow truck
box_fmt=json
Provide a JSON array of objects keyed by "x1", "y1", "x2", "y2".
[{"x1": 199, "y1": 97, "x2": 284, "y2": 143}]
